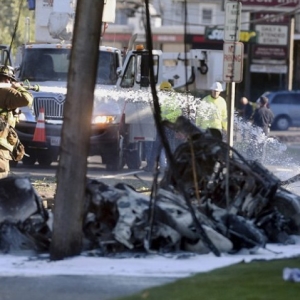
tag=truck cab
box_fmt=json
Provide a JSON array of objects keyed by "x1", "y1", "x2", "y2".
[{"x1": 14, "y1": 43, "x2": 124, "y2": 168}]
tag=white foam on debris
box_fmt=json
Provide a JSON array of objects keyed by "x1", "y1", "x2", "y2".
[{"x1": 0, "y1": 237, "x2": 300, "y2": 278}]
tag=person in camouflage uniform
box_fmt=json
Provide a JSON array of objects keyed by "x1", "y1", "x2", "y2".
[{"x1": 0, "y1": 65, "x2": 33, "y2": 178}]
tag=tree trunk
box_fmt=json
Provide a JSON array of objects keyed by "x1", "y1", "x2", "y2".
[{"x1": 50, "y1": 0, "x2": 104, "y2": 260}]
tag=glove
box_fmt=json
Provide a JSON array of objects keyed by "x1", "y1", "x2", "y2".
[
  {"x1": 12, "y1": 141, "x2": 25, "y2": 161},
  {"x1": 7, "y1": 126, "x2": 18, "y2": 146}
]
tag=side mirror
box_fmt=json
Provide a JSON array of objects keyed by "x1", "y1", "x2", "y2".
[
  {"x1": 116, "y1": 67, "x2": 122, "y2": 77},
  {"x1": 14, "y1": 65, "x2": 21, "y2": 72},
  {"x1": 136, "y1": 53, "x2": 150, "y2": 88}
]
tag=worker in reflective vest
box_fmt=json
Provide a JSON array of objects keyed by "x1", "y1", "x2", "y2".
[{"x1": 196, "y1": 81, "x2": 227, "y2": 134}]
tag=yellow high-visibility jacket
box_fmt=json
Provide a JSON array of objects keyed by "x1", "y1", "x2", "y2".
[
  {"x1": 159, "y1": 92, "x2": 182, "y2": 122},
  {"x1": 196, "y1": 95, "x2": 227, "y2": 130}
]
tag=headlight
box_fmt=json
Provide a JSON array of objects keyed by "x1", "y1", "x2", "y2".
[{"x1": 92, "y1": 115, "x2": 116, "y2": 124}]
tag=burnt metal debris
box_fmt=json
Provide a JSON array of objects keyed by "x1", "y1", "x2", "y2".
[
  {"x1": 0, "y1": 116, "x2": 300, "y2": 256},
  {"x1": 0, "y1": 177, "x2": 51, "y2": 253}
]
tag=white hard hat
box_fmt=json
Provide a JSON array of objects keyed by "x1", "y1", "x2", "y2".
[{"x1": 210, "y1": 82, "x2": 223, "y2": 92}]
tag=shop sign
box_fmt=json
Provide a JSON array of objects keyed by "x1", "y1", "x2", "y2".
[
  {"x1": 253, "y1": 12, "x2": 290, "y2": 24},
  {"x1": 250, "y1": 64, "x2": 287, "y2": 73},
  {"x1": 252, "y1": 45, "x2": 287, "y2": 59},
  {"x1": 153, "y1": 35, "x2": 183, "y2": 42},
  {"x1": 205, "y1": 27, "x2": 257, "y2": 43},
  {"x1": 255, "y1": 24, "x2": 288, "y2": 45},
  {"x1": 240, "y1": 0, "x2": 298, "y2": 9}
]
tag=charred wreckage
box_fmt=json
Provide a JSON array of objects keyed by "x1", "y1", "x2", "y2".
[{"x1": 0, "y1": 117, "x2": 300, "y2": 256}]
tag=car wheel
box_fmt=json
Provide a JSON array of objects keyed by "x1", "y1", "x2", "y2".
[
  {"x1": 9, "y1": 160, "x2": 18, "y2": 168},
  {"x1": 271, "y1": 189, "x2": 300, "y2": 220},
  {"x1": 106, "y1": 156, "x2": 125, "y2": 171},
  {"x1": 126, "y1": 150, "x2": 141, "y2": 170},
  {"x1": 37, "y1": 155, "x2": 53, "y2": 167},
  {"x1": 105, "y1": 137, "x2": 125, "y2": 171},
  {"x1": 22, "y1": 155, "x2": 36, "y2": 166},
  {"x1": 274, "y1": 116, "x2": 290, "y2": 131}
]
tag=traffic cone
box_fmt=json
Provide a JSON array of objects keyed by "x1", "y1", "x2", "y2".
[{"x1": 33, "y1": 107, "x2": 46, "y2": 142}]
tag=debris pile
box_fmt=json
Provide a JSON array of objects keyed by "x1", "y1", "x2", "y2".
[
  {"x1": 0, "y1": 176, "x2": 51, "y2": 253},
  {"x1": 0, "y1": 117, "x2": 300, "y2": 256},
  {"x1": 83, "y1": 117, "x2": 300, "y2": 256}
]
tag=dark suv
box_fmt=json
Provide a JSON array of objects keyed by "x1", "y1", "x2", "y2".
[{"x1": 259, "y1": 91, "x2": 300, "y2": 131}]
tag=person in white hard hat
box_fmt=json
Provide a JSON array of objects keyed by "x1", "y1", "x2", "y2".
[{"x1": 196, "y1": 81, "x2": 227, "y2": 134}]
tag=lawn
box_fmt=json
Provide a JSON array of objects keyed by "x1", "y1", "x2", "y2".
[{"x1": 116, "y1": 257, "x2": 300, "y2": 300}]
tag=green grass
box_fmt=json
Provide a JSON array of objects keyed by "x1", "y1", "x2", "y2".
[{"x1": 116, "y1": 257, "x2": 300, "y2": 300}]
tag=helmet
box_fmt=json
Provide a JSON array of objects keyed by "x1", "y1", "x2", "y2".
[
  {"x1": 210, "y1": 81, "x2": 223, "y2": 92},
  {"x1": 160, "y1": 81, "x2": 173, "y2": 92},
  {"x1": 0, "y1": 65, "x2": 16, "y2": 81}
]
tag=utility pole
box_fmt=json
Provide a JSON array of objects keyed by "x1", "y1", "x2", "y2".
[
  {"x1": 223, "y1": 1, "x2": 243, "y2": 208},
  {"x1": 50, "y1": 0, "x2": 105, "y2": 260},
  {"x1": 288, "y1": 16, "x2": 295, "y2": 90}
]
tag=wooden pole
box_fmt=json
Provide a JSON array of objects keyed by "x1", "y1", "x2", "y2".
[
  {"x1": 226, "y1": 82, "x2": 235, "y2": 208},
  {"x1": 50, "y1": 0, "x2": 105, "y2": 260},
  {"x1": 288, "y1": 16, "x2": 295, "y2": 91},
  {"x1": 226, "y1": 82, "x2": 235, "y2": 149}
]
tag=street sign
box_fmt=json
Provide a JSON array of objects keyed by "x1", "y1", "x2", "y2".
[
  {"x1": 223, "y1": 42, "x2": 244, "y2": 83},
  {"x1": 224, "y1": 1, "x2": 242, "y2": 42}
]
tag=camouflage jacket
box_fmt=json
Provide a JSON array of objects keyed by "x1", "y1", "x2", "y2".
[{"x1": 0, "y1": 86, "x2": 33, "y2": 127}]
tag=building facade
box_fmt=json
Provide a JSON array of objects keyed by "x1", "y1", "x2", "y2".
[{"x1": 102, "y1": 0, "x2": 300, "y2": 101}]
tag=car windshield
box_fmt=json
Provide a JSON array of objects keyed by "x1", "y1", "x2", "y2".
[{"x1": 19, "y1": 48, "x2": 119, "y2": 85}]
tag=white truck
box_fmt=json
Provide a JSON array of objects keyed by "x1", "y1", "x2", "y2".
[
  {"x1": 13, "y1": 0, "x2": 224, "y2": 170},
  {"x1": 120, "y1": 45, "x2": 224, "y2": 92},
  {"x1": 14, "y1": 0, "x2": 131, "y2": 169}
]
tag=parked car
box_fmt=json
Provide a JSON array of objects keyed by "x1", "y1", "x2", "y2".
[{"x1": 257, "y1": 91, "x2": 300, "y2": 131}]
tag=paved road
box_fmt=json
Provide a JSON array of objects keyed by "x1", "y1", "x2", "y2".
[
  {"x1": 271, "y1": 127, "x2": 300, "y2": 135},
  {"x1": 270, "y1": 128, "x2": 300, "y2": 143},
  {"x1": 11, "y1": 156, "x2": 148, "y2": 179},
  {"x1": 0, "y1": 275, "x2": 176, "y2": 300},
  {"x1": 10, "y1": 156, "x2": 157, "y2": 194}
]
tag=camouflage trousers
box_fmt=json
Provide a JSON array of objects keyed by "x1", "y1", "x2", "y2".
[{"x1": 0, "y1": 148, "x2": 10, "y2": 178}]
